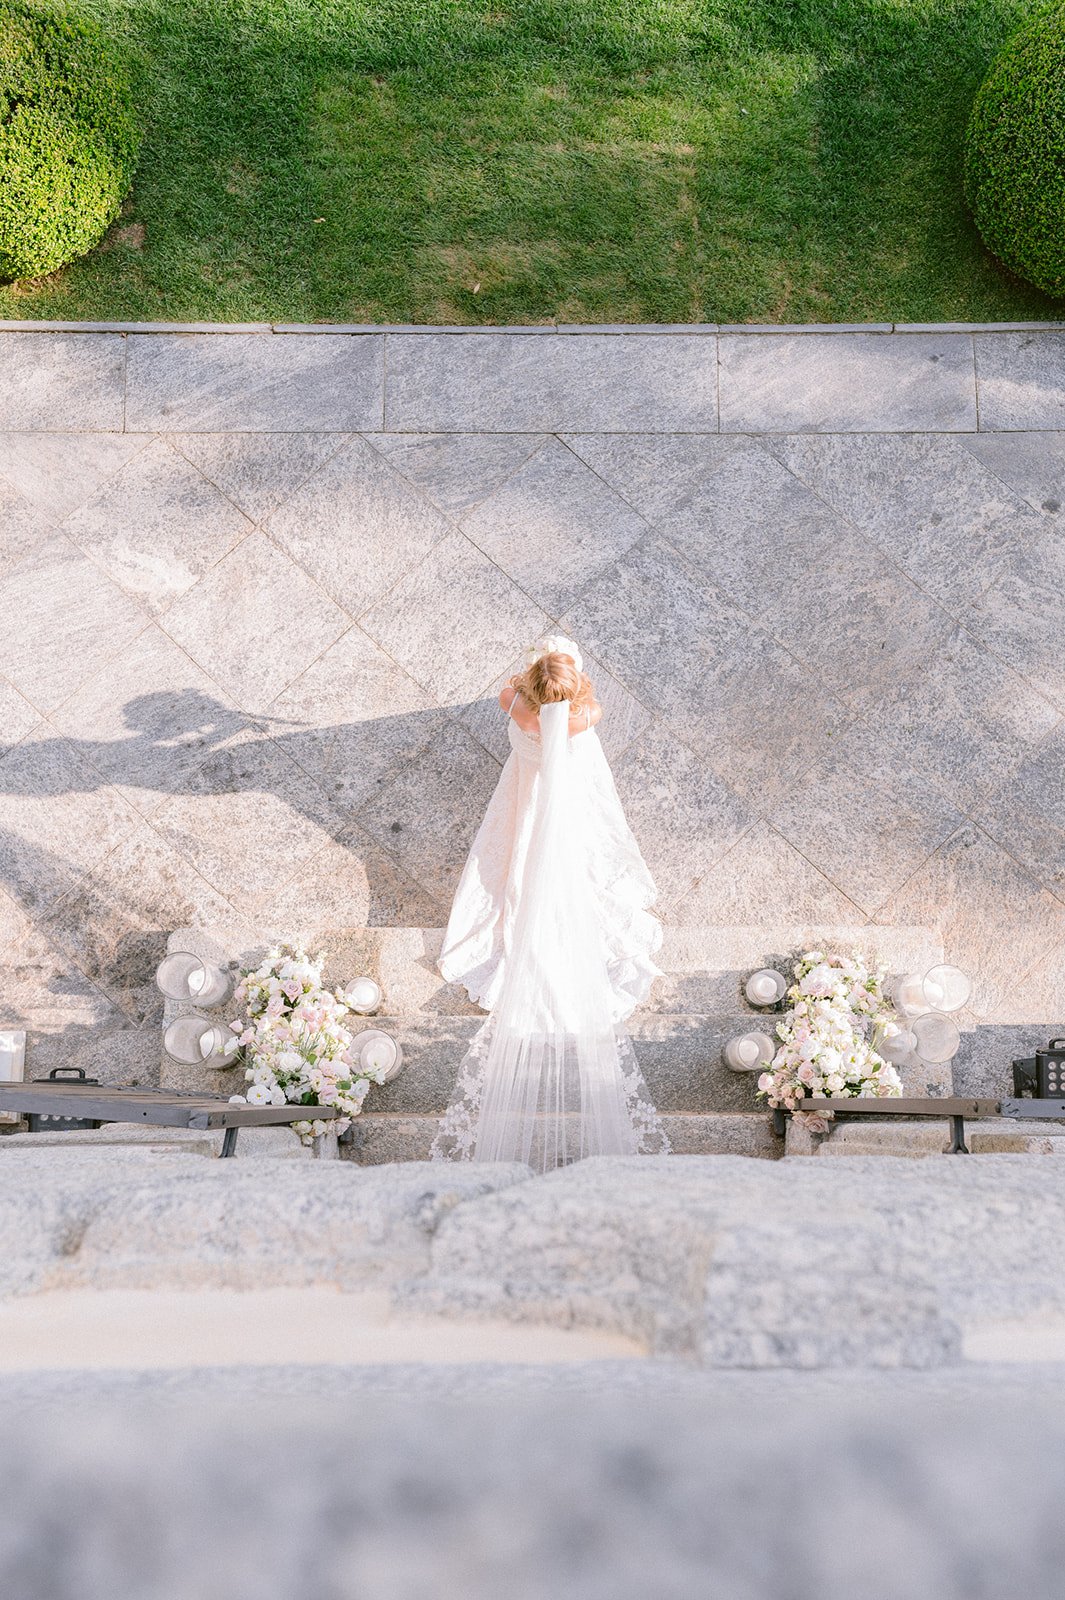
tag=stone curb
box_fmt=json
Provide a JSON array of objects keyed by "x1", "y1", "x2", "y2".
[{"x1": 1, "y1": 319, "x2": 1064, "y2": 335}]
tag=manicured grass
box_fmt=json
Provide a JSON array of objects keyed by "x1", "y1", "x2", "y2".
[{"x1": 1, "y1": 0, "x2": 1061, "y2": 324}]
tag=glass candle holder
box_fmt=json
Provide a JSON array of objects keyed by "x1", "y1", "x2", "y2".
[
  {"x1": 922, "y1": 964, "x2": 971, "y2": 1014},
  {"x1": 163, "y1": 1015, "x2": 240, "y2": 1066},
  {"x1": 351, "y1": 1028, "x2": 403, "y2": 1083},
  {"x1": 877, "y1": 1021, "x2": 915, "y2": 1064},
  {"x1": 890, "y1": 971, "x2": 931, "y2": 1018},
  {"x1": 911, "y1": 1011, "x2": 961, "y2": 1065},
  {"x1": 156, "y1": 951, "x2": 232, "y2": 1008},
  {"x1": 344, "y1": 977, "x2": 382, "y2": 1015},
  {"x1": 723, "y1": 1031, "x2": 774, "y2": 1072},
  {"x1": 744, "y1": 969, "x2": 788, "y2": 1006}
]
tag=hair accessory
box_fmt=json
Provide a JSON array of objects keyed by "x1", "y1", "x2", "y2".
[{"x1": 522, "y1": 634, "x2": 584, "y2": 673}]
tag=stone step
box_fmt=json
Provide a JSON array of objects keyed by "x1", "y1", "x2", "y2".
[
  {"x1": 285, "y1": 923, "x2": 947, "y2": 1020},
  {"x1": 162, "y1": 922, "x2": 945, "y2": 1027},
  {"x1": 343, "y1": 1111, "x2": 783, "y2": 1164},
  {"x1": 160, "y1": 923, "x2": 952, "y2": 1113},
  {"x1": 786, "y1": 1117, "x2": 1065, "y2": 1158},
  {"x1": 163, "y1": 1004, "x2": 953, "y2": 1111}
]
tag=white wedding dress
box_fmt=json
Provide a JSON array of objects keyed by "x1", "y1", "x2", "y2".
[{"x1": 429, "y1": 693, "x2": 672, "y2": 1170}]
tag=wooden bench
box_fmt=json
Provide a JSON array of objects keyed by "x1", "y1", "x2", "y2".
[
  {"x1": 0, "y1": 1079, "x2": 338, "y2": 1158},
  {"x1": 773, "y1": 1095, "x2": 1065, "y2": 1154}
]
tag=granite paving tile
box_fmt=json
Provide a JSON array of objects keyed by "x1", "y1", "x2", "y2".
[
  {"x1": 718, "y1": 331, "x2": 976, "y2": 432},
  {"x1": 801, "y1": 567, "x2": 956, "y2": 716},
  {"x1": 359, "y1": 530, "x2": 552, "y2": 705},
  {"x1": 161, "y1": 530, "x2": 350, "y2": 714},
  {"x1": 559, "y1": 434, "x2": 742, "y2": 523},
  {"x1": 264, "y1": 625, "x2": 448, "y2": 813},
  {"x1": 0, "y1": 534, "x2": 148, "y2": 713},
  {"x1": 958, "y1": 432, "x2": 1065, "y2": 518},
  {"x1": 353, "y1": 720, "x2": 503, "y2": 907},
  {"x1": 766, "y1": 432, "x2": 1038, "y2": 613},
  {"x1": 264, "y1": 434, "x2": 454, "y2": 615},
  {"x1": 384, "y1": 334, "x2": 718, "y2": 431},
  {"x1": 668, "y1": 632, "x2": 849, "y2": 810},
  {"x1": 0, "y1": 724, "x2": 142, "y2": 915},
  {"x1": 875, "y1": 824, "x2": 1065, "y2": 1020},
  {"x1": 769, "y1": 721, "x2": 964, "y2": 916},
  {"x1": 656, "y1": 438, "x2": 886, "y2": 662},
  {"x1": 611, "y1": 723, "x2": 756, "y2": 917},
  {"x1": 461, "y1": 645, "x2": 653, "y2": 765},
  {"x1": 563, "y1": 532, "x2": 845, "y2": 807},
  {"x1": 0, "y1": 332, "x2": 124, "y2": 429},
  {"x1": 0, "y1": 915, "x2": 131, "y2": 1069},
  {"x1": 0, "y1": 432, "x2": 151, "y2": 523},
  {"x1": 125, "y1": 333, "x2": 384, "y2": 432},
  {"x1": 168, "y1": 433, "x2": 348, "y2": 524},
  {"x1": 367, "y1": 433, "x2": 547, "y2": 516},
  {"x1": 991, "y1": 943, "x2": 1065, "y2": 1026},
  {"x1": 48, "y1": 624, "x2": 251, "y2": 818},
  {"x1": 872, "y1": 624, "x2": 1060, "y2": 811},
  {"x1": 964, "y1": 522, "x2": 1065, "y2": 712},
  {"x1": 64, "y1": 438, "x2": 253, "y2": 616},
  {"x1": 969, "y1": 723, "x2": 1065, "y2": 902},
  {"x1": 40, "y1": 822, "x2": 237, "y2": 1022},
  {"x1": 246, "y1": 821, "x2": 448, "y2": 934},
  {"x1": 975, "y1": 331, "x2": 1065, "y2": 430},
  {"x1": 561, "y1": 534, "x2": 728, "y2": 709},
  {"x1": 0, "y1": 679, "x2": 42, "y2": 746},
  {"x1": 458, "y1": 437, "x2": 650, "y2": 615},
  {"x1": 674, "y1": 821, "x2": 866, "y2": 927},
  {"x1": 151, "y1": 732, "x2": 351, "y2": 912},
  {"x1": 0, "y1": 475, "x2": 61, "y2": 569}
]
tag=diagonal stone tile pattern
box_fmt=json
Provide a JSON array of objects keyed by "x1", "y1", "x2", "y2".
[{"x1": 1, "y1": 324, "x2": 1063, "y2": 1088}]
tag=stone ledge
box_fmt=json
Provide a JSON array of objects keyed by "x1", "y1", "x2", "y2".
[
  {"x1": 344, "y1": 1111, "x2": 783, "y2": 1164},
  {"x1": 2, "y1": 319, "x2": 1064, "y2": 334}
]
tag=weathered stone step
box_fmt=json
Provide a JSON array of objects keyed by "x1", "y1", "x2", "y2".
[
  {"x1": 787, "y1": 1117, "x2": 1065, "y2": 1158},
  {"x1": 343, "y1": 1112, "x2": 782, "y2": 1164},
  {"x1": 302, "y1": 923, "x2": 946, "y2": 1019},
  {"x1": 163, "y1": 1004, "x2": 953, "y2": 1111}
]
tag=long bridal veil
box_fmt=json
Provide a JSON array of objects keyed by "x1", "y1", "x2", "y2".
[{"x1": 430, "y1": 698, "x2": 671, "y2": 1171}]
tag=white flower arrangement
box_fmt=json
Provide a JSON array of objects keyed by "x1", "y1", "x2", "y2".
[
  {"x1": 756, "y1": 949, "x2": 904, "y2": 1132},
  {"x1": 226, "y1": 943, "x2": 391, "y2": 1144}
]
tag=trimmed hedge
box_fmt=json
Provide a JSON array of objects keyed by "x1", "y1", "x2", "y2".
[
  {"x1": 0, "y1": 0, "x2": 140, "y2": 282},
  {"x1": 964, "y1": 5, "x2": 1065, "y2": 298}
]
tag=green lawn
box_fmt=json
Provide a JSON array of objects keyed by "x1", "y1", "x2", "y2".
[{"x1": 3, "y1": 0, "x2": 1062, "y2": 324}]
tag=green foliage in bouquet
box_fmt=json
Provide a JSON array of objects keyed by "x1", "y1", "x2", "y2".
[
  {"x1": 0, "y1": 0, "x2": 140, "y2": 282},
  {"x1": 964, "y1": 5, "x2": 1065, "y2": 297}
]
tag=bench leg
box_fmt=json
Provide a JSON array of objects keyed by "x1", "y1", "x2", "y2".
[
  {"x1": 945, "y1": 1114, "x2": 970, "y2": 1155},
  {"x1": 220, "y1": 1126, "x2": 239, "y2": 1159}
]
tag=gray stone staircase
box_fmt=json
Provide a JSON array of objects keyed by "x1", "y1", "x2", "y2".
[{"x1": 159, "y1": 923, "x2": 959, "y2": 1163}]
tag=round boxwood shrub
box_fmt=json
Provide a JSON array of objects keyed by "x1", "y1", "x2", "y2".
[
  {"x1": 964, "y1": 5, "x2": 1065, "y2": 298},
  {"x1": 0, "y1": 0, "x2": 140, "y2": 282}
]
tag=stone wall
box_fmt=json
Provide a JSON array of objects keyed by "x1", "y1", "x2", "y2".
[{"x1": 1, "y1": 325, "x2": 1063, "y2": 1094}]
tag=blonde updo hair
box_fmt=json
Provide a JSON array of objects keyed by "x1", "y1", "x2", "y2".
[{"x1": 510, "y1": 651, "x2": 593, "y2": 710}]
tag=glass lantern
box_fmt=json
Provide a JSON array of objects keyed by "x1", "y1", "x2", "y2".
[
  {"x1": 722, "y1": 1031, "x2": 775, "y2": 1072},
  {"x1": 163, "y1": 1015, "x2": 241, "y2": 1066},
  {"x1": 344, "y1": 977, "x2": 383, "y2": 1015},
  {"x1": 744, "y1": 969, "x2": 788, "y2": 1007},
  {"x1": 921, "y1": 964, "x2": 971, "y2": 1014},
  {"x1": 351, "y1": 1028, "x2": 403, "y2": 1083},
  {"x1": 911, "y1": 1011, "x2": 961, "y2": 1065},
  {"x1": 155, "y1": 950, "x2": 233, "y2": 1008}
]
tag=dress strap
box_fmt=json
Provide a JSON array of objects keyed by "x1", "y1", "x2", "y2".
[{"x1": 505, "y1": 688, "x2": 520, "y2": 717}]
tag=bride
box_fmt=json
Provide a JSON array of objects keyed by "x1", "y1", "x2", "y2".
[{"x1": 429, "y1": 635, "x2": 672, "y2": 1170}]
